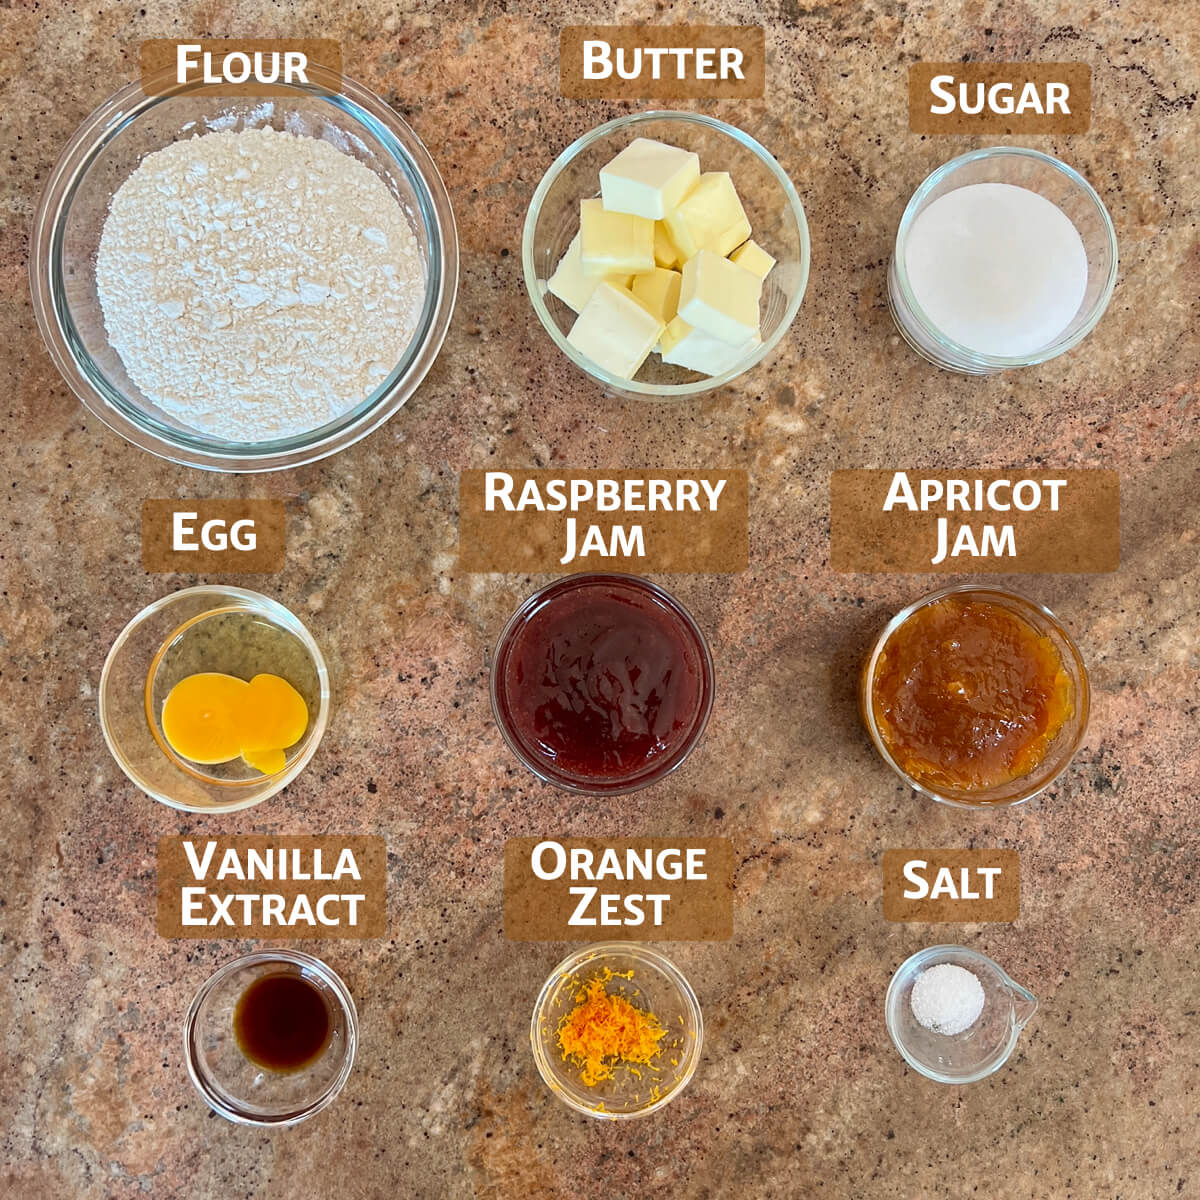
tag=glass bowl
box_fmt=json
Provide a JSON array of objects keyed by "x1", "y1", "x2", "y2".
[
  {"x1": 530, "y1": 943, "x2": 703, "y2": 1119},
  {"x1": 185, "y1": 950, "x2": 358, "y2": 1126},
  {"x1": 29, "y1": 68, "x2": 458, "y2": 471},
  {"x1": 100, "y1": 586, "x2": 330, "y2": 812},
  {"x1": 885, "y1": 945, "x2": 1038, "y2": 1084},
  {"x1": 860, "y1": 584, "x2": 1089, "y2": 808},
  {"x1": 489, "y1": 574, "x2": 715, "y2": 795},
  {"x1": 523, "y1": 111, "x2": 810, "y2": 399},
  {"x1": 888, "y1": 146, "x2": 1117, "y2": 374}
]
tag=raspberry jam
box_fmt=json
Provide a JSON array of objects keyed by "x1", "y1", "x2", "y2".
[{"x1": 491, "y1": 575, "x2": 714, "y2": 793}]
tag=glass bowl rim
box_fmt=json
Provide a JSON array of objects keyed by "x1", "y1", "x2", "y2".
[
  {"x1": 891, "y1": 145, "x2": 1119, "y2": 370},
  {"x1": 529, "y1": 940, "x2": 704, "y2": 1119},
  {"x1": 99, "y1": 585, "x2": 331, "y2": 813},
  {"x1": 860, "y1": 582, "x2": 1090, "y2": 809},
  {"x1": 521, "y1": 109, "x2": 811, "y2": 398},
  {"x1": 488, "y1": 572, "x2": 715, "y2": 795},
  {"x1": 183, "y1": 948, "x2": 358, "y2": 1126},
  {"x1": 884, "y1": 943, "x2": 1032, "y2": 1084},
  {"x1": 28, "y1": 68, "x2": 459, "y2": 473}
]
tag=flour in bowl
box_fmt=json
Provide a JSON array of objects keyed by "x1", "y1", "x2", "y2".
[{"x1": 96, "y1": 126, "x2": 425, "y2": 442}]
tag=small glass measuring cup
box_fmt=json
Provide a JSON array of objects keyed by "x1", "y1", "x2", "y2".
[{"x1": 885, "y1": 945, "x2": 1038, "y2": 1084}]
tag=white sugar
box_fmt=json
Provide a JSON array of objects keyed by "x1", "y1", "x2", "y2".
[
  {"x1": 910, "y1": 962, "x2": 985, "y2": 1036},
  {"x1": 904, "y1": 182, "x2": 1088, "y2": 358}
]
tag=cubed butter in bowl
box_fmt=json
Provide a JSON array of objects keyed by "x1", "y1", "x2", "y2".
[{"x1": 524, "y1": 111, "x2": 810, "y2": 399}]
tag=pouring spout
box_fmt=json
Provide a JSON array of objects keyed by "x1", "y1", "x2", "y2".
[{"x1": 1010, "y1": 983, "x2": 1039, "y2": 1029}]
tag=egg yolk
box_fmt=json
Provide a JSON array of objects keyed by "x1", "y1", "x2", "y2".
[{"x1": 161, "y1": 672, "x2": 309, "y2": 776}]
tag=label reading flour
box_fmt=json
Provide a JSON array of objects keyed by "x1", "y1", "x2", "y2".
[
  {"x1": 504, "y1": 838, "x2": 734, "y2": 941},
  {"x1": 830, "y1": 469, "x2": 1119, "y2": 573},
  {"x1": 459, "y1": 469, "x2": 748, "y2": 572},
  {"x1": 141, "y1": 39, "x2": 342, "y2": 96},
  {"x1": 561, "y1": 25, "x2": 764, "y2": 99},
  {"x1": 157, "y1": 836, "x2": 386, "y2": 939}
]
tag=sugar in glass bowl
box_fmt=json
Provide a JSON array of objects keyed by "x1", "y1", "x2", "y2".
[
  {"x1": 30, "y1": 69, "x2": 458, "y2": 472},
  {"x1": 523, "y1": 111, "x2": 810, "y2": 399}
]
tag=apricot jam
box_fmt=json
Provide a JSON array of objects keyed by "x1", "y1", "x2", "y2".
[
  {"x1": 869, "y1": 594, "x2": 1074, "y2": 794},
  {"x1": 491, "y1": 575, "x2": 713, "y2": 793}
]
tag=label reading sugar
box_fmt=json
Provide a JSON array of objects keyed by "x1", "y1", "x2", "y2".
[
  {"x1": 459, "y1": 469, "x2": 748, "y2": 572},
  {"x1": 157, "y1": 836, "x2": 386, "y2": 938},
  {"x1": 909, "y1": 62, "x2": 1091, "y2": 134},
  {"x1": 561, "y1": 25, "x2": 765, "y2": 99},
  {"x1": 830, "y1": 469, "x2": 1119, "y2": 573},
  {"x1": 504, "y1": 838, "x2": 734, "y2": 941},
  {"x1": 883, "y1": 849, "x2": 1019, "y2": 923},
  {"x1": 141, "y1": 39, "x2": 342, "y2": 97},
  {"x1": 142, "y1": 499, "x2": 286, "y2": 573}
]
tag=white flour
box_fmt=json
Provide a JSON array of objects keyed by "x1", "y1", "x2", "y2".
[{"x1": 96, "y1": 126, "x2": 425, "y2": 442}]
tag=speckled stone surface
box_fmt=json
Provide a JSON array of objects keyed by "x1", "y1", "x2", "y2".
[{"x1": 1, "y1": 2, "x2": 1197, "y2": 1197}]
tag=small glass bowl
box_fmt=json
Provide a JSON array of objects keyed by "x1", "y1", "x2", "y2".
[
  {"x1": 489, "y1": 574, "x2": 715, "y2": 795},
  {"x1": 100, "y1": 586, "x2": 330, "y2": 812},
  {"x1": 185, "y1": 950, "x2": 358, "y2": 1126},
  {"x1": 30, "y1": 68, "x2": 458, "y2": 472},
  {"x1": 523, "y1": 111, "x2": 810, "y2": 399},
  {"x1": 531, "y1": 943, "x2": 703, "y2": 1119},
  {"x1": 885, "y1": 945, "x2": 1038, "y2": 1084},
  {"x1": 888, "y1": 147, "x2": 1117, "y2": 374},
  {"x1": 860, "y1": 584, "x2": 1089, "y2": 808}
]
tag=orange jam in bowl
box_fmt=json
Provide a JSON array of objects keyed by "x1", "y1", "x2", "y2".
[{"x1": 861, "y1": 586, "x2": 1088, "y2": 807}]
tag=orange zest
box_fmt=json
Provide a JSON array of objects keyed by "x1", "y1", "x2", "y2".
[{"x1": 557, "y1": 968, "x2": 666, "y2": 1087}]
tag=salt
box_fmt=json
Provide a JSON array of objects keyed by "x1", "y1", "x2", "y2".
[
  {"x1": 904, "y1": 182, "x2": 1088, "y2": 358},
  {"x1": 910, "y1": 962, "x2": 985, "y2": 1035}
]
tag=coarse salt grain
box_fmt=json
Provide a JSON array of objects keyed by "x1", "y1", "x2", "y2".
[{"x1": 910, "y1": 962, "x2": 985, "y2": 1035}]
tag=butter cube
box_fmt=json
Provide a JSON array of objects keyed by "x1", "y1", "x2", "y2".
[
  {"x1": 660, "y1": 316, "x2": 760, "y2": 376},
  {"x1": 678, "y1": 250, "x2": 762, "y2": 345},
  {"x1": 730, "y1": 239, "x2": 776, "y2": 279},
  {"x1": 654, "y1": 221, "x2": 683, "y2": 269},
  {"x1": 664, "y1": 172, "x2": 753, "y2": 259},
  {"x1": 579, "y1": 198, "x2": 655, "y2": 277},
  {"x1": 568, "y1": 282, "x2": 663, "y2": 379},
  {"x1": 547, "y1": 233, "x2": 634, "y2": 313},
  {"x1": 599, "y1": 138, "x2": 701, "y2": 220},
  {"x1": 630, "y1": 267, "x2": 682, "y2": 327}
]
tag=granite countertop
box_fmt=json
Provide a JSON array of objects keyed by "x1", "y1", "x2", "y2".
[{"x1": 1, "y1": 1, "x2": 1197, "y2": 1197}]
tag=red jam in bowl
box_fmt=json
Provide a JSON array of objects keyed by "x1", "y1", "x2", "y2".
[{"x1": 490, "y1": 575, "x2": 714, "y2": 793}]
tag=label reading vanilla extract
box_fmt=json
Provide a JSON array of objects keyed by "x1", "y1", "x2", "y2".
[
  {"x1": 830, "y1": 469, "x2": 1119, "y2": 573},
  {"x1": 561, "y1": 25, "x2": 764, "y2": 99},
  {"x1": 157, "y1": 836, "x2": 386, "y2": 938},
  {"x1": 459, "y1": 469, "x2": 748, "y2": 572},
  {"x1": 504, "y1": 838, "x2": 734, "y2": 941}
]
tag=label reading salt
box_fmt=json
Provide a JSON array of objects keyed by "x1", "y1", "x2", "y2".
[
  {"x1": 561, "y1": 25, "x2": 765, "y2": 99},
  {"x1": 157, "y1": 836, "x2": 386, "y2": 938},
  {"x1": 141, "y1": 39, "x2": 342, "y2": 97},
  {"x1": 883, "y1": 849, "x2": 1019, "y2": 923},
  {"x1": 504, "y1": 838, "x2": 734, "y2": 941},
  {"x1": 830, "y1": 469, "x2": 1119, "y2": 573},
  {"x1": 909, "y1": 62, "x2": 1091, "y2": 134},
  {"x1": 459, "y1": 469, "x2": 748, "y2": 572},
  {"x1": 142, "y1": 499, "x2": 286, "y2": 573}
]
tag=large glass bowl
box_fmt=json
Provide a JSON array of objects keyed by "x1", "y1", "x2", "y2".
[
  {"x1": 523, "y1": 111, "x2": 810, "y2": 399},
  {"x1": 30, "y1": 69, "x2": 458, "y2": 471}
]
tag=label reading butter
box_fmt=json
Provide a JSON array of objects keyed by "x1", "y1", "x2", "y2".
[
  {"x1": 561, "y1": 25, "x2": 765, "y2": 99},
  {"x1": 883, "y1": 849, "x2": 1019, "y2": 923},
  {"x1": 830, "y1": 469, "x2": 1119, "y2": 573},
  {"x1": 142, "y1": 499, "x2": 286, "y2": 573},
  {"x1": 504, "y1": 838, "x2": 734, "y2": 941},
  {"x1": 909, "y1": 62, "x2": 1091, "y2": 134},
  {"x1": 459, "y1": 469, "x2": 748, "y2": 572},
  {"x1": 157, "y1": 836, "x2": 386, "y2": 938},
  {"x1": 141, "y1": 39, "x2": 342, "y2": 97}
]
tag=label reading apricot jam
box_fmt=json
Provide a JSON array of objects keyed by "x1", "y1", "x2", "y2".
[
  {"x1": 831, "y1": 469, "x2": 1119, "y2": 573},
  {"x1": 459, "y1": 469, "x2": 748, "y2": 572},
  {"x1": 504, "y1": 838, "x2": 734, "y2": 941}
]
